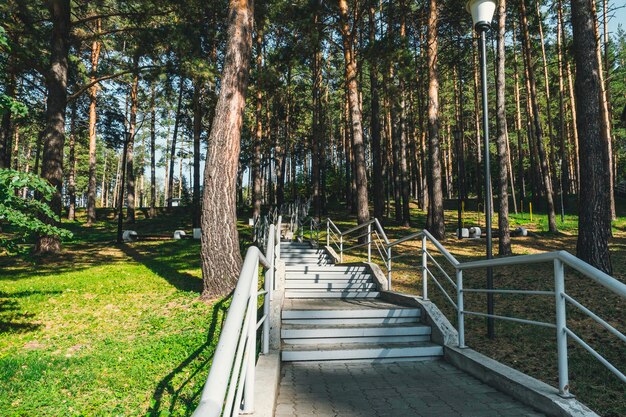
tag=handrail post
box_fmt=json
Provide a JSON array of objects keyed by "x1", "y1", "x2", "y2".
[
  {"x1": 242, "y1": 258, "x2": 259, "y2": 413},
  {"x1": 554, "y1": 258, "x2": 571, "y2": 397},
  {"x1": 456, "y1": 269, "x2": 465, "y2": 348},
  {"x1": 367, "y1": 223, "x2": 372, "y2": 263},
  {"x1": 326, "y1": 219, "x2": 330, "y2": 247},
  {"x1": 340, "y1": 235, "x2": 343, "y2": 263},
  {"x1": 422, "y1": 235, "x2": 428, "y2": 301},
  {"x1": 387, "y1": 246, "x2": 392, "y2": 290},
  {"x1": 263, "y1": 267, "x2": 270, "y2": 354}
]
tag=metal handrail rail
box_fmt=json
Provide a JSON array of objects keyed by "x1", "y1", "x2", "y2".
[
  {"x1": 192, "y1": 219, "x2": 280, "y2": 417},
  {"x1": 327, "y1": 217, "x2": 626, "y2": 397}
]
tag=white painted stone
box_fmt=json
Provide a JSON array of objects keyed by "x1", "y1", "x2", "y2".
[
  {"x1": 173, "y1": 230, "x2": 186, "y2": 240},
  {"x1": 122, "y1": 230, "x2": 138, "y2": 242},
  {"x1": 456, "y1": 228, "x2": 470, "y2": 238},
  {"x1": 468, "y1": 226, "x2": 482, "y2": 238}
]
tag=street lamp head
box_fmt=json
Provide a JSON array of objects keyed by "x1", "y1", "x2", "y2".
[{"x1": 466, "y1": 0, "x2": 496, "y2": 31}]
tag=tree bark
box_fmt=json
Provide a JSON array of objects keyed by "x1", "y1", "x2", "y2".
[
  {"x1": 496, "y1": 0, "x2": 511, "y2": 255},
  {"x1": 519, "y1": 0, "x2": 557, "y2": 232},
  {"x1": 150, "y1": 83, "x2": 157, "y2": 217},
  {"x1": 425, "y1": 0, "x2": 444, "y2": 239},
  {"x1": 67, "y1": 105, "x2": 77, "y2": 221},
  {"x1": 86, "y1": 18, "x2": 101, "y2": 225},
  {"x1": 571, "y1": 0, "x2": 612, "y2": 273},
  {"x1": 125, "y1": 53, "x2": 139, "y2": 223},
  {"x1": 368, "y1": 4, "x2": 384, "y2": 219},
  {"x1": 192, "y1": 77, "x2": 202, "y2": 228},
  {"x1": 35, "y1": 0, "x2": 70, "y2": 254},
  {"x1": 312, "y1": 13, "x2": 322, "y2": 219},
  {"x1": 590, "y1": 0, "x2": 615, "y2": 219},
  {"x1": 252, "y1": 28, "x2": 263, "y2": 219},
  {"x1": 168, "y1": 81, "x2": 184, "y2": 207},
  {"x1": 200, "y1": 0, "x2": 254, "y2": 298},
  {"x1": 556, "y1": 0, "x2": 570, "y2": 197},
  {"x1": 338, "y1": 0, "x2": 369, "y2": 226}
]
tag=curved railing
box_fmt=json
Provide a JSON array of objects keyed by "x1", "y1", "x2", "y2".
[
  {"x1": 326, "y1": 217, "x2": 626, "y2": 397},
  {"x1": 192, "y1": 217, "x2": 281, "y2": 417}
]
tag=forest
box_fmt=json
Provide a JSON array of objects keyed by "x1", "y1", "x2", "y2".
[{"x1": 1, "y1": 0, "x2": 625, "y2": 286}]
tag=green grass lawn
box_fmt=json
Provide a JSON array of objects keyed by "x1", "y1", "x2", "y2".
[{"x1": 0, "y1": 210, "x2": 234, "y2": 416}]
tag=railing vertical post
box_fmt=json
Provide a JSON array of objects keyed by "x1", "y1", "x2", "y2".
[
  {"x1": 456, "y1": 269, "x2": 465, "y2": 348},
  {"x1": 387, "y1": 246, "x2": 392, "y2": 290},
  {"x1": 340, "y1": 235, "x2": 343, "y2": 263},
  {"x1": 326, "y1": 219, "x2": 330, "y2": 247},
  {"x1": 263, "y1": 268, "x2": 270, "y2": 354},
  {"x1": 242, "y1": 258, "x2": 259, "y2": 413},
  {"x1": 554, "y1": 258, "x2": 571, "y2": 397},
  {"x1": 367, "y1": 223, "x2": 372, "y2": 263},
  {"x1": 422, "y1": 236, "x2": 428, "y2": 301}
]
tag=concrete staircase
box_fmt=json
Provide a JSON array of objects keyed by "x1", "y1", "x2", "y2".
[{"x1": 280, "y1": 241, "x2": 443, "y2": 362}]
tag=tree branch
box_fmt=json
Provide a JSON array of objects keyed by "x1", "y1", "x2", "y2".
[{"x1": 67, "y1": 66, "x2": 160, "y2": 102}]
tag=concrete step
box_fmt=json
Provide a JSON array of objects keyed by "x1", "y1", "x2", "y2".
[
  {"x1": 282, "y1": 307, "x2": 421, "y2": 319},
  {"x1": 285, "y1": 282, "x2": 376, "y2": 291},
  {"x1": 283, "y1": 261, "x2": 333, "y2": 267},
  {"x1": 281, "y1": 251, "x2": 329, "y2": 256},
  {"x1": 285, "y1": 265, "x2": 367, "y2": 273},
  {"x1": 280, "y1": 248, "x2": 327, "y2": 253},
  {"x1": 285, "y1": 273, "x2": 371, "y2": 281},
  {"x1": 285, "y1": 278, "x2": 373, "y2": 286},
  {"x1": 281, "y1": 341, "x2": 443, "y2": 362},
  {"x1": 284, "y1": 291, "x2": 380, "y2": 299},
  {"x1": 282, "y1": 323, "x2": 431, "y2": 340},
  {"x1": 282, "y1": 335, "x2": 430, "y2": 345}
]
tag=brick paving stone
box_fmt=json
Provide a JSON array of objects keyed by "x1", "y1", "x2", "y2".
[{"x1": 275, "y1": 360, "x2": 546, "y2": 416}]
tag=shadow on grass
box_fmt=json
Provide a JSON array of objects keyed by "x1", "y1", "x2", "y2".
[
  {"x1": 0, "y1": 290, "x2": 60, "y2": 334},
  {"x1": 147, "y1": 293, "x2": 232, "y2": 416},
  {"x1": 119, "y1": 243, "x2": 203, "y2": 294}
]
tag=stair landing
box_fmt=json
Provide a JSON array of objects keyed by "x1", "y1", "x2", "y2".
[{"x1": 275, "y1": 360, "x2": 546, "y2": 417}]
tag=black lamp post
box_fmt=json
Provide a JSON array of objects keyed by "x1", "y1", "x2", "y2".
[{"x1": 467, "y1": 0, "x2": 497, "y2": 339}]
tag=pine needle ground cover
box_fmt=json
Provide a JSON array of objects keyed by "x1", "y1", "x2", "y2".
[
  {"x1": 0, "y1": 211, "x2": 237, "y2": 416},
  {"x1": 334, "y1": 202, "x2": 626, "y2": 417}
]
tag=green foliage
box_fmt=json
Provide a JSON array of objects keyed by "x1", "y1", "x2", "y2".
[{"x1": 0, "y1": 170, "x2": 72, "y2": 254}]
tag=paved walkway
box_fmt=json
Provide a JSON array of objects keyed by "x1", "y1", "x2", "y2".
[{"x1": 275, "y1": 360, "x2": 545, "y2": 417}]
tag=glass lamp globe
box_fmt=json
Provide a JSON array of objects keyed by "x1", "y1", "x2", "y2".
[{"x1": 466, "y1": 0, "x2": 496, "y2": 30}]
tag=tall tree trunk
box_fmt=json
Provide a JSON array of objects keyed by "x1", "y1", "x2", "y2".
[
  {"x1": 399, "y1": 2, "x2": 411, "y2": 226},
  {"x1": 126, "y1": 54, "x2": 139, "y2": 223},
  {"x1": 86, "y1": 18, "x2": 101, "y2": 225},
  {"x1": 519, "y1": 1, "x2": 557, "y2": 232},
  {"x1": 496, "y1": 0, "x2": 511, "y2": 255},
  {"x1": 67, "y1": 105, "x2": 77, "y2": 221},
  {"x1": 192, "y1": 77, "x2": 202, "y2": 228},
  {"x1": 338, "y1": 0, "x2": 369, "y2": 226},
  {"x1": 150, "y1": 84, "x2": 157, "y2": 217},
  {"x1": 312, "y1": 13, "x2": 322, "y2": 219},
  {"x1": 200, "y1": 0, "x2": 254, "y2": 298},
  {"x1": 35, "y1": 0, "x2": 70, "y2": 254},
  {"x1": 100, "y1": 151, "x2": 107, "y2": 207},
  {"x1": 591, "y1": 0, "x2": 615, "y2": 219},
  {"x1": 368, "y1": 4, "x2": 384, "y2": 219},
  {"x1": 252, "y1": 28, "x2": 263, "y2": 219},
  {"x1": 556, "y1": 0, "x2": 570, "y2": 197},
  {"x1": 167, "y1": 81, "x2": 184, "y2": 207},
  {"x1": 534, "y1": 0, "x2": 558, "y2": 189},
  {"x1": 512, "y1": 22, "x2": 526, "y2": 203},
  {"x1": 425, "y1": 0, "x2": 444, "y2": 239},
  {"x1": 571, "y1": 0, "x2": 612, "y2": 273}
]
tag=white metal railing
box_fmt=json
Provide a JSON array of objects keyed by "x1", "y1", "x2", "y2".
[
  {"x1": 326, "y1": 218, "x2": 626, "y2": 398},
  {"x1": 192, "y1": 216, "x2": 281, "y2": 417}
]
